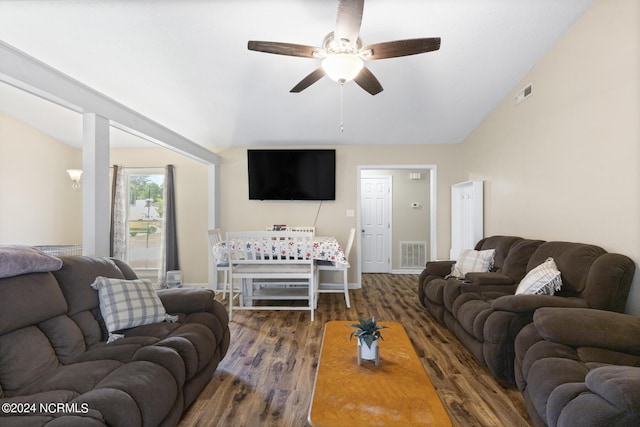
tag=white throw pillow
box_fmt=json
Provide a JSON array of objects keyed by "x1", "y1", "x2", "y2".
[
  {"x1": 91, "y1": 276, "x2": 177, "y2": 342},
  {"x1": 515, "y1": 257, "x2": 563, "y2": 295},
  {"x1": 448, "y1": 249, "x2": 496, "y2": 278}
]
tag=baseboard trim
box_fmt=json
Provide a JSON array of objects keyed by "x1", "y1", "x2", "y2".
[{"x1": 390, "y1": 269, "x2": 423, "y2": 275}]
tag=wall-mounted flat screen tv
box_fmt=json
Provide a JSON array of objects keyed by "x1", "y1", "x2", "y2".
[{"x1": 248, "y1": 149, "x2": 336, "y2": 201}]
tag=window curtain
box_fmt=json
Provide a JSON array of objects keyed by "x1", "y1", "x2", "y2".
[
  {"x1": 110, "y1": 165, "x2": 127, "y2": 259},
  {"x1": 159, "y1": 164, "x2": 179, "y2": 280}
]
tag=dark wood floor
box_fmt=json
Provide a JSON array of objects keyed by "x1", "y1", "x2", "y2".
[{"x1": 179, "y1": 274, "x2": 531, "y2": 427}]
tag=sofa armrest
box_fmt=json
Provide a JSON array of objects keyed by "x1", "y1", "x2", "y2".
[
  {"x1": 586, "y1": 366, "x2": 640, "y2": 414},
  {"x1": 532, "y1": 307, "x2": 640, "y2": 355},
  {"x1": 491, "y1": 294, "x2": 589, "y2": 313},
  {"x1": 464, "y1": 272, "x2": 514, "y2": 286},
  {"x1": 423, "y1": 260, "x2": 455, "y2": 277},
  {"x1": 157, "y1": 287, "x2": 218, "y2": 315}
]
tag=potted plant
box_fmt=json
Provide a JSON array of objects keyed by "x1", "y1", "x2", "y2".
[{"x1": 349, "y1": 317, "x2": 389, "y2": 364}]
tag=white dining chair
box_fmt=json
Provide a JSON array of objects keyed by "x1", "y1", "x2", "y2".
[
  {"x1": 207, "y1": 228, "x2": 236, "y2": 303},
  {"x1": 316, "y1": 227, "x2": 355, "y2": 308}
]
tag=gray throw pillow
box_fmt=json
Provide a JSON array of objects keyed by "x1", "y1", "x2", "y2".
[{"x1": 0, "y1": 245, "x2": 63, "y2": 279}]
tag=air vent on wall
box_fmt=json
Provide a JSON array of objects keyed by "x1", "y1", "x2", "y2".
[
  {"x1": 515, "y1": 82, "x2": 533, "y2": 104},
  {"x1": 400, "y1": 241, "x2": 427, "y2": 268}
]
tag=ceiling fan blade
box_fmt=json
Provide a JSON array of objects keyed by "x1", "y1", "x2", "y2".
[
  {"x1": 290, "y1": 68, "x2": 326, "y2": 93},
  {"x1": 248, "y1": 41, "x2": 319, "y2": 58},
  {"x1": 335, "y1": 0, "x2": 364, "y2": 46},
  {"x1": 363, "y1": 37, "x2": 441, "y2": 60},
  {"x1": 353, "y1": 66, "x2": 383, "y2": 95}
]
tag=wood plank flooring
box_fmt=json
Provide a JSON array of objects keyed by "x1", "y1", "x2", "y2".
[{"x1": 179, "y1": 274, "x2": 531, "y2": 427}]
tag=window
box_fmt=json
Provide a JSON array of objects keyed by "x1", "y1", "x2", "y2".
[{"x1": 125, "y1": 170, "x2": 164, "y2": 271}]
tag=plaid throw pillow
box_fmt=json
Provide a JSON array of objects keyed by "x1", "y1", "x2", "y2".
[
  {"x1": 91, "y1": 276, "x2": 177, "y2": 342},
  {"x1": 515, "y1": 257, "x2": 562, "y2": 295},
  {"x1": 448, "y1": 249, "x2": 496, "y2": 278}
]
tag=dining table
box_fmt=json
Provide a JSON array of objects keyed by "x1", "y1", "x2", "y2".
[{"x1": 211, "y1": 235, "x2": 347, "y2": 266}]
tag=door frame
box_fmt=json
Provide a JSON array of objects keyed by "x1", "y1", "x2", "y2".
[{"x1": 356, "y1": 164, "x2": 438, "y2": 288}]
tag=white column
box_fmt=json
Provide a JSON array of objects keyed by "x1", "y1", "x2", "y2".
[
  {"x1": 207, "y1": 163, "x2": 220, "y2": 230},
  {"x1": 207, "y1": 163, "x2": 220, "y2": 289},
  {"x1": 82, "y1": 113, "x2": 110, "y2": 256}
]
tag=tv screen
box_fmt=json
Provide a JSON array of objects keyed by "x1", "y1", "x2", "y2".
[{"x1": 248, "y1": 149, "x2": 336, "y2": 201}]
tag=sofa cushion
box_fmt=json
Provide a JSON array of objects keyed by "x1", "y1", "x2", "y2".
[
  {"x1": 455, "y1": 297, "x2": 494, "y2": 340},
  {"x1": 38, "y1": 315, "x2": 87, "y2": 364},
  {"x1": 0, "y1": 326, "x2": 60, "y2": 395},
  {"x1": 53, "y1": 257, "x2": 126, "y2": 317},
  {"x1": 475, "y1": 236, "x2": 523, "y2": 271},
  {"x1": 449, "y1": 249, "x2": 496, "y2": 278},
  {"x1": 92, "y1": 360, "x2": 179, "y2": 427},
  {"x1": 0, "y1": 272, "x2": 67, "y2": 335},
  {"x1": 75, "y1": 341, "x2": 156, "y2": 364},
  {"x1": 516, "y1": 257, "x2": 562, "y2": 295},
  {"x1": 586, "y1": 366, "x2": 640, "y2": 414},
  {"x1": 0, "y1": 245, "x2": 62, "y2": 279},
  {"x1": 526, "y1": 242, "x2": 605, "y2": 295},
  {"x1": 528, "y1": 357, "x2": 590, "y2": 423},
  {"x1": 18, "y1": 360, "x2": 124, "y2": 396},
  {"x1": 464, "y1": 272, "x2": 514, "y2": 285},
  {"x1": 500, "y1": 239, "x2": 546, "y2": 282},
  {"x1": 91, "y1": 277, "x2": 176, "y2": 341}
]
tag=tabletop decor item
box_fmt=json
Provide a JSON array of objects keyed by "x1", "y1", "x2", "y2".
[{"x1": 349, "y1": 317, "x2": 389, "y2": 366}]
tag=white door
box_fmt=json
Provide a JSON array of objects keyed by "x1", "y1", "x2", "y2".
[{"x1": 360, "y1": 176, "x2": 391, "y2": 273}]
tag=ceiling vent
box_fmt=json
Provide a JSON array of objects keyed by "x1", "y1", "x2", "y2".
[{"x1": 515, "y1": 82, "x2": 533, "y2": 104}]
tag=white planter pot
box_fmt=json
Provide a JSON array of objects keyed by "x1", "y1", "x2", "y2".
[{"x1": 358, "y1": 338, "x2": 378, "y2": 360}]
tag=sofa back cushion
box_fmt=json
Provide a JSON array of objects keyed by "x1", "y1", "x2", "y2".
[
  {"x1": 527, "y1": 242, "x2": 606, "y2": 296},
  {"x1": 110, "y1": 257, "x2": 139, "y2": 280},
  {"x1": 53, "y1": 256, "x2": 127, "y2": 347},
  {"x1": 501, "y1": 239, "x2": 546, "y2": 282},
  {"x1": 0, "y1": 272, "x2": 68, "y2": 396},
  {"x1": 474, "y1": 236, "x2": 523, "y2": 272},
  {"x1": 0, "y1": 272, "x2": 67, "y2": 334}
]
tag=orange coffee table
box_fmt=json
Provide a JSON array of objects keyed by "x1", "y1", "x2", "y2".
[{"x1": 308, "y1": 321, "x2": 452, "y2": 427}]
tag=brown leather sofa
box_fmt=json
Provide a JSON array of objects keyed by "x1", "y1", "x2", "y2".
[
  {"x1": 515, "y1": 307, "x2": 640, "y2": 427},
  {"x1": 0, "y1": 252, "x2": 230, "y2": 426},
  {"x1": 419, "y1": 236, "x2": 635, "y2": 386}
]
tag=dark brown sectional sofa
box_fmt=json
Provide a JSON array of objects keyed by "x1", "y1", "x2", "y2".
[
  {"x1": 0, "y1": 251, "x2": 230, "y2": 426},
  {"x1": 418, "y1": 236, "x2": 635, "y2": 386}
]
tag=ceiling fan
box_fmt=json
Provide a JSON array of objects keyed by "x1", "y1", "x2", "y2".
[{"x1": 247, "y1": 0, "x2": 441, "y2": 96}]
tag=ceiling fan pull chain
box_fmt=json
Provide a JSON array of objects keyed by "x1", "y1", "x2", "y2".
[{"x1": 340, "y1": 82, "x2": 344, "y2": 132}]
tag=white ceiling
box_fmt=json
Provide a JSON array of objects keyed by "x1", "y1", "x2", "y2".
[{"x1": 0, "y1": 0, "x2": 595, "y2": 149}]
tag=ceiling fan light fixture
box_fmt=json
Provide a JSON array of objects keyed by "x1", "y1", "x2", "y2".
[{"x1": 321, "y1": 53, "x2": 364, "y2": 83}]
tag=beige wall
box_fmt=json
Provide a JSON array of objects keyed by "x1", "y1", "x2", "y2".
[
  {"x1": 459, "y1": 0, "x2": 640, "y2": 314},
  {"x1": 0, "y1": 112, "x2": 82, "y2": 245},
  {"x1": 214, "y1": 144, "x2": 462, "y2": 283}
]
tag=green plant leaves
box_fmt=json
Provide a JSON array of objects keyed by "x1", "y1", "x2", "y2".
[{"x1": 348, "y1": 316, "x2": 389, "y2": 348}]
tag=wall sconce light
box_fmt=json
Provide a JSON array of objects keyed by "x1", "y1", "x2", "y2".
[{"x1": 66, "y1": 169, "x2": 83, "y2": 190}]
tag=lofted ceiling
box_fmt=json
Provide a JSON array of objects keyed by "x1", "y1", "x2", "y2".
[{"x1": 0, "y1": 0, "x2": 595, "y2": 149}]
